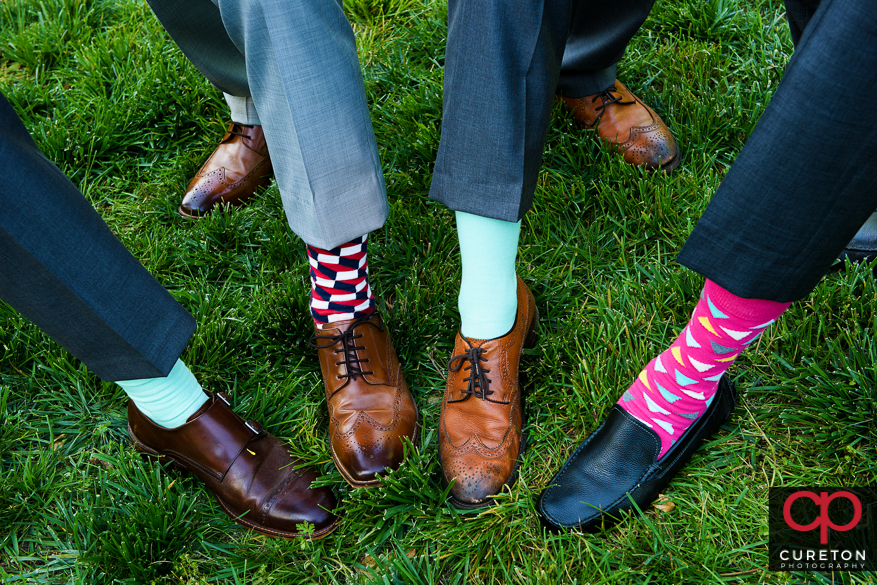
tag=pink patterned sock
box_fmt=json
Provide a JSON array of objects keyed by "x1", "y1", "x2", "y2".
[{"x1": 618, "y1": 280, "x2": 791, "y2": 459}]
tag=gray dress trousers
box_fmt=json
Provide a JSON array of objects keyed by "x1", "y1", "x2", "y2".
[
  {"x1": 0, "y1": 93, "x2": 195, "y2": 382},
  {"x1": 430, "y1": 0, "x2": 656, "y2": 222},
  {"x1": 676, "y1": 0, "x2": 877, "y2": 302},
  {"x1": 145, "y1": 0, "x2": 389, "y2": 250}
]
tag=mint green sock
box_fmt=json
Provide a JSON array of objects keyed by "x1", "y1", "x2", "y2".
[
  {"x1": 456, "y1": 211, "x2": 521, "y2": 339},
  {"x1": 116, "y1": 359, "x2": 208, "y2": 428}
]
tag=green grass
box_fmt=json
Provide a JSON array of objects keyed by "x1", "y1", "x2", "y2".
[{"x1": 1, "y1": 0, "x2": 876, "y2": 583}]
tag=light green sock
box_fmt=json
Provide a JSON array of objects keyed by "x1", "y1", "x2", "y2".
[
  {"x1": 456, "y1": 211, "x2": 521, "y2": 339},
  {"x1": 116, "y1": 359, "x2": 208, "y2": 428}
]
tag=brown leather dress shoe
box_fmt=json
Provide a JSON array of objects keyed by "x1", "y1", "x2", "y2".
[
  {"x1": 439, "y1": 277, "x2": 538, "y2": 509},
  {"x1": 128, "y1": 392, "x2": 338, "y2": 540},
  {"x1": 178, "y1": 123, "x2": 273, "y2": 218},
  {"x1": 310, "y1": 311, "x2": 419, "y2": 488},
  {"x1": 558, "y1": 80, "x2": 680, "y2": 171}
]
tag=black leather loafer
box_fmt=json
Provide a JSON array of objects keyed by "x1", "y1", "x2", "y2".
[
  {"x1": 538, "y1": 376, "x2": 736, "y2": 531},
  {"x1": 838, "y1": 211, "x2": 877, "y2": 264}
]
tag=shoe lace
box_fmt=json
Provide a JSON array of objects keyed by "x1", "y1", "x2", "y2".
[
  {"x1": 223, "y1": 123, "x2": 252, "y2": 143},
  {"x1": 308, "y1": 314, "x2": 380, "y2": 383},
  {"x1": 592, "y1": 85, "x2": 634, "y2": 116},
  {"x1": 447, "y1": 345, "x2": 508, "y2": 404}
]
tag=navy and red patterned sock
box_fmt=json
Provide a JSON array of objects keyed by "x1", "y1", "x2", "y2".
[{"x1": 306, "y1": 234, "x2": 375, "y2": 324}]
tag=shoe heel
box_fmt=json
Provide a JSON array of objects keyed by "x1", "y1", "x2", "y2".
[
  {"x1": 131, "y1": 433, "x2": 187, "y2": 472},
  {"x1": 523, "y1": 306, "x2": 540, "y2": 350}
]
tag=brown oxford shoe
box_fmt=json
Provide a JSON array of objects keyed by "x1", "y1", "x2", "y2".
[
  {"x1": 178, "y1": 123, "x2": 273, "y2": 218},
  {"x1": 439, "y1": 276, "x2": 538, "y2": 509},
  {"x1": 128, "y1": 392, "x2": 339, "y2": 540},
  {"x1": 558, "y1": 80, "x2": 680, "y2": 171},
  {"x1": 310, "y1": 311, "x2": 419, "y2": 488}
]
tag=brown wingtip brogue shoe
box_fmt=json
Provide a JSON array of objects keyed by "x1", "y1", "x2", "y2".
[
  {"x1": 310, "y1": 311, "x2": 419, "y2": 488},
  {"x1": 128, "y1": 392, "x2": 338, "y2": 540},
  {"x1": 178, "y1": 123, "x2": 273, "y2": 218},
  {"x1": 439, "y1": 276, "x2": 539, "y2": 509},
  {"x1": 558, "y1": 80, "x2": 680, "y2": 172}
]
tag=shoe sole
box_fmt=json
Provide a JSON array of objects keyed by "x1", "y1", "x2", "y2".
[
  {"x1": 130, "y1": 428, "x2": 338, "y2": 540},
  {"x1": 177, "y1": 201, "x2": 250, "y2": 220},
  {"x1": 214, "y1": 493, "x2": 338, "y2": 541},
  {"x1": 656, "y1": 151, "x2": 681, "y2": 172},
  {"x1": 177, "y1": 205, "x2": 204, "y2": 220},
  {"x1": 446, "y1": 304, "x2": 540, "y2": 511},
  {"x1": 836, "y1": 249, "x2": 877, "y2": 267}
]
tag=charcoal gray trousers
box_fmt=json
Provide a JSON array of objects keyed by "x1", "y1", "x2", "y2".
[
  {"x1": 0, "y1": 93, "x2": 195, "y2": 381},
  {"x1": 677, "y1": 0, "x2": 877, "y2": 301},
  {"x1": 429, "y1": 0, "x2": 657, "y2": 222}
]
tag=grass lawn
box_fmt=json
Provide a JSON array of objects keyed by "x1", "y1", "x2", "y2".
[{"x1": 1, "y1": 0, "x2": 876, "y2": 583}]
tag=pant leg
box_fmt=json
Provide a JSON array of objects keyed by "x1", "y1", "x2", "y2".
[
  {"x1": 429, "y1": 0, "x2": 573, "y2": 222},
  {"x1": 785, "y1": 0, "x2": 823, "y2": 45},
  {"x1": 676, "y1": 0, "x2": 877, "y2": 302},
  {"x1": 556, "y1": 0, "x2": 657, "y2": 97},
  {"x1": 0, "y1": 94, "x2": 195, "y2": 381},
  {"x1": 149, "y1": 0, "x2": 387, "y2": 249},
  {"x1": 146, "y1": 0, "x2": 250, "y2": 97}
]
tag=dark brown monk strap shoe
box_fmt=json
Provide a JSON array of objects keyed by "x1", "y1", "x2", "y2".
[
  {"x1": 439, "y1": 277, "x2": 538, "y2": 509},
  {"x1": 128, "y1": 392, "x2": 338, "y2": 540},
  {"x1": 558, "y1": 80, "x2": 680, "y2": 171},
  {"x1": 178, "y1": 123, "x2": 273, "y2": 218},
  {"x1": 310, "y1": 311, "x2": 419, "y2": 488}
]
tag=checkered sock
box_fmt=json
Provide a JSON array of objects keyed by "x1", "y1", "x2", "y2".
[
  {"x1": 618, "y1": 280, "x2": 791, "y2": 459},
  {"x1": 307, "y1": 234, "x2": 375, "y2": 324}
]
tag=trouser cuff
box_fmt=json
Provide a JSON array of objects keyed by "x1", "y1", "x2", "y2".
[{"x1": 556, "y1": 64, "x2": 617, "y2": 99}]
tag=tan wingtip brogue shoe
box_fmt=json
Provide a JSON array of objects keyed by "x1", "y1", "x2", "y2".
[
  {"x1": 310, "y1": 311, "x2": 419, "y2": 488},
  {"x1": 128, "y1": 392, "x2": 339, "y2": 540},
  {"x1": 178, "y1": 123, "x2": 273, "y2": 218},
  {"x1": 439, "y1": 276, "x2": 538, "y2": 509},
  {"x1": 558, "y1": 80, "x2": 680, "y2": 172}
]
